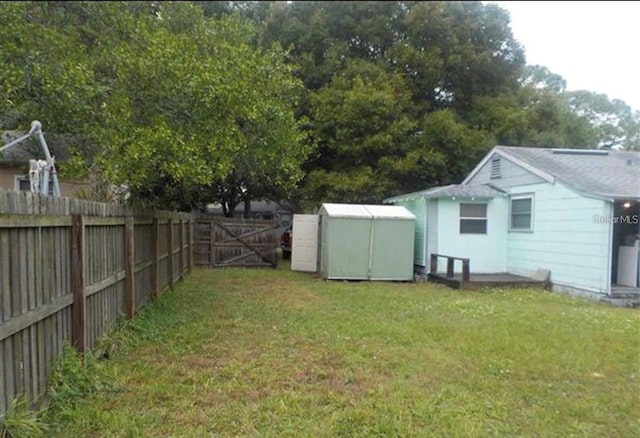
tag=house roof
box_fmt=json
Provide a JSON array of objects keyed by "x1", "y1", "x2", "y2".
[
  {"x1": 320, "y1": 203, "x2": 416, "y2": 220},
  {"x1": 465, "y1": 146, "x2": 640, "y2": 201},
  {"x1": 385, "y1": 184, "x2": 506, "y2": 203}
]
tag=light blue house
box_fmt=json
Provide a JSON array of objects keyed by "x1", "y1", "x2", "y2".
[{"x1": 385, "y1": 146, "x2": 640, "y2": 300}]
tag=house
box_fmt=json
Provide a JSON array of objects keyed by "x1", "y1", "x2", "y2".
[
  {"x1": 0, "y1": 130, "x2": 90, "y2": 197},
  {"x1": 385, "y1": 146, "x2": 640, "y2": 301}
]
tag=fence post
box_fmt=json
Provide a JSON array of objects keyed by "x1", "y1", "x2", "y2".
[
  {"x1": 462, "y1": 259, "x2": 470, "y2": 283},
  {"x1": 71, "y1": 214, "x2": 86, "y2": 354},
  {"x1": 151, "y1": 217, "x2": 159, "y2": 299},
  {"x1": 168, "y1": 217, "x2": 175, "y2": 289},
  {"x1": 178, "y1": 218, "x2": 184, "y2": 278},
  {"x1": 124, "y1": 216, "x2": 135, "y2": 319},
  {"x1": 187, "y1": 217, "x2": 193, "y2": 272},
  {"x1": 430, "y1": 254, "x2": 437, "y2": 274},
  {"x1": 446, "y1": 257, "x2": 454, "y2": 278},
  {"x1": 209, "y1": 220, "x2": 215, "y2": 268}
]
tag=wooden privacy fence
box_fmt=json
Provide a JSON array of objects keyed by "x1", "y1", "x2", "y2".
[
  {"x1": 0, "y1": 189, "x2": 194, "y2": 418},
  {"x1": 195, "y1": 216, "x2": 278, "y2": 268}
]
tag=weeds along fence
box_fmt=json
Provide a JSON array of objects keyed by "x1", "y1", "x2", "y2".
[{"x1": 0, "y1": 189, "x2": 195, "y2": 418}]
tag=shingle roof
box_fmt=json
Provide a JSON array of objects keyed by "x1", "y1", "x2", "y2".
[
  {"x1": 495, "y1": 146, "x2": 640, "y2": 200},
  {"x1": 421, "y1": 184, "x2": 507, "y2": 199},
  {"x1": 385, "y1": 184, "x2": 506, "y2": 202}
]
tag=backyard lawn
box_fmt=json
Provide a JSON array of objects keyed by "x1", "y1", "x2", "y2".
[{"x1": 48, "y1": 264, "x2": 639, "y2": 437}]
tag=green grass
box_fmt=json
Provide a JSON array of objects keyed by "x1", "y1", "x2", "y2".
[{"x1": 45, "y1": 264, "x2": 640, "y2": 437}]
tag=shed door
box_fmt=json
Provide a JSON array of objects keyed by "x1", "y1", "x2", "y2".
[{"x1": 291, "y1": 214, "x2": 319, "y2": 272}]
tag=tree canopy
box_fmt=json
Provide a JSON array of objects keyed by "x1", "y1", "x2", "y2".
[
  {"x1": 1, "y1": 1, "x2": 638, "y2": 213},
  {"x1": 0, "y1": 1, "x2": 310, "y2": 212}
]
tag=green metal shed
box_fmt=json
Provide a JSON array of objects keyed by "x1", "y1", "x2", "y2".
[{"x1": 318, "y1": 203, "x2": 415, "y2": 281}]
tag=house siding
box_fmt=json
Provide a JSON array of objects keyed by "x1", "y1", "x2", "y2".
[
  {"x1": 0, "y1": 164, "x2": 90, "y2": 197},
  {"x1": 394, "y1": 198, "x2": 427, "y2": 267},
  {"x1": 466, "y1": 152, "x2": 545, "y2": 189},
  {"x1": 426, "y1": 199, "x2": 438, "y2": 269},
  {"x1": 435, "y1": 197, "x2": 508, "y2": 273},
  {"x1": 506, "y1": 182, "x2": 612, "y2": 294},
  {"x1": 0, "y1": 164, "x2": 22, "y2": 189}
]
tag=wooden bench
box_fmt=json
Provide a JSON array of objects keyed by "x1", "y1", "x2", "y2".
[{"x1": 430, "y1": 253, "x2": 470, "y2": 282}]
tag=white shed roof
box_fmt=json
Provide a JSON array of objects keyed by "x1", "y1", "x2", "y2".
[
  {"x1": 320, "y1": 203, "x2": 415, "y2": 220},
  {"x1": 364, "y1": 204, "x2": 416, "y2": 219}
]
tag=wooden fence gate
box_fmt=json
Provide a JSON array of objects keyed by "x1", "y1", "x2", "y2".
[{"x1": 195, "y1": 216, "x2": 278, "y2": 268}]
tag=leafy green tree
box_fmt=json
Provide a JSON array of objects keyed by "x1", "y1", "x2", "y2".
[
  {"x1": 0, "y1": 2, "x2": 104, "y2": 133},
  {"x1": 251, "y1": 1, "x2": 527, "y2": 207},
  {"x1": 93, "y1": 6, "x2": 309, "y2": 211},
  {"x1": 1, "y1": 1, "x2": 310, "y2": 211},
  {"x1": 494, "y1": 66, "x2": 639, "y2": 149},
  {"x1": 565, "y1": 91, "x2": 640, "y2": 149},
  {"x1": 396, "y1": 1, "x2": 525, "y2": 113},
  {"x1": 4, "y1": 0, "x2": 637, "y2": 214},
  {"x1": 303, "y1": 61, "x2": 415, "y2": 206}
]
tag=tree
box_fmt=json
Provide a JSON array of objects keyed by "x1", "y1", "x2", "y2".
[
  {"x1": 495, "y1": 66, "x2": 640, "y2": 149},
  {"x1": 248, "y1": 1, "x2": 528, "y2": 207},
  {"x1": 565, "y1": 91, "x2": 640, "y2": 149},
  {"x1": 0, "y1": 2, "x2": 310, "y2": 211},
  {"x1": 0, "y1": 2, "x2": 105, "y2": 133},
  {"x1": 396, "y1": 1, "x2": 525, "y2": 114},
  {"x1": 92, "y1": 6, "x2": 310, "y2": 211},
  {"x1": 4, "y1": 0, "x2": 636, "y2": 215},
  {"x1": 303, "y1": 60, "x2": 416, "y2": 206}
]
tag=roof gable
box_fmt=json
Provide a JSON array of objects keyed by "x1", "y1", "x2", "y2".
[{"x1": 464, "y1": 146, "x2": 640, "y2": 200}]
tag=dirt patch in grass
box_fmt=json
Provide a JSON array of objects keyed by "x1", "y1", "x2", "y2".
[
  {"x1": 250, "y1": 277, "x2": 323, "y2": 311},
  {"x1": 184, "y1": 355, "x2": 220, "y2": 370}
]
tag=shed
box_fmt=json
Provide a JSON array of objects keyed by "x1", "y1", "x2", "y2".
[{"x1": 318, "y1": 203, "x2": 415, "y2": 281}]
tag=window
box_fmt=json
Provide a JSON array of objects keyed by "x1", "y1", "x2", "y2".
[
  {"x1": 16, "y1": 176, "x2": 32, "y2": 192},
  {"x1": 14, "y1": 175, "x2": 53, "y2": 195},
  {"x1": 460, "y1": 203, "x2": 487, "y2": 234},
  {"x1": 490, "y1": 157, "x2": 501, "y2": 179},
  {"x1": 510, "y1": 196, "x2": 533, "y2": 231}
]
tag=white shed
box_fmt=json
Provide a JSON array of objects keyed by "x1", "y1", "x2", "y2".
[{"x1": 318, "y1": 203, "x2": 415, "y2": 281}]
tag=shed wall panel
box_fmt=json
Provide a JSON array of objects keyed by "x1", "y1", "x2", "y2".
[
  {"x1": 323, "y1": 217, "x2": 372, "y2": 279},
  {"x1": 370, "y1": 219, "x2": 415, "y2": 280}
]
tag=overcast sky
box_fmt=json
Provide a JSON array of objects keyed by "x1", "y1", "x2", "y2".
[{"x1": 490, "y1": 1, "x2": 640, "y2": 112}]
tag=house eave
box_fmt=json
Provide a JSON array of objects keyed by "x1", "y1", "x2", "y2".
[
  {"x1": 384, "y1": 190, "x2": 429, "y2": 204},
  {"x1": 423, "y1": 195, "x2": 506, "y2": 200},
  {"x1": 386, "y1": 183, "x2": 508, "y2": 203},
  {"x1": 553, "y1": 181, "x2": 640, "y2": 203}
]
